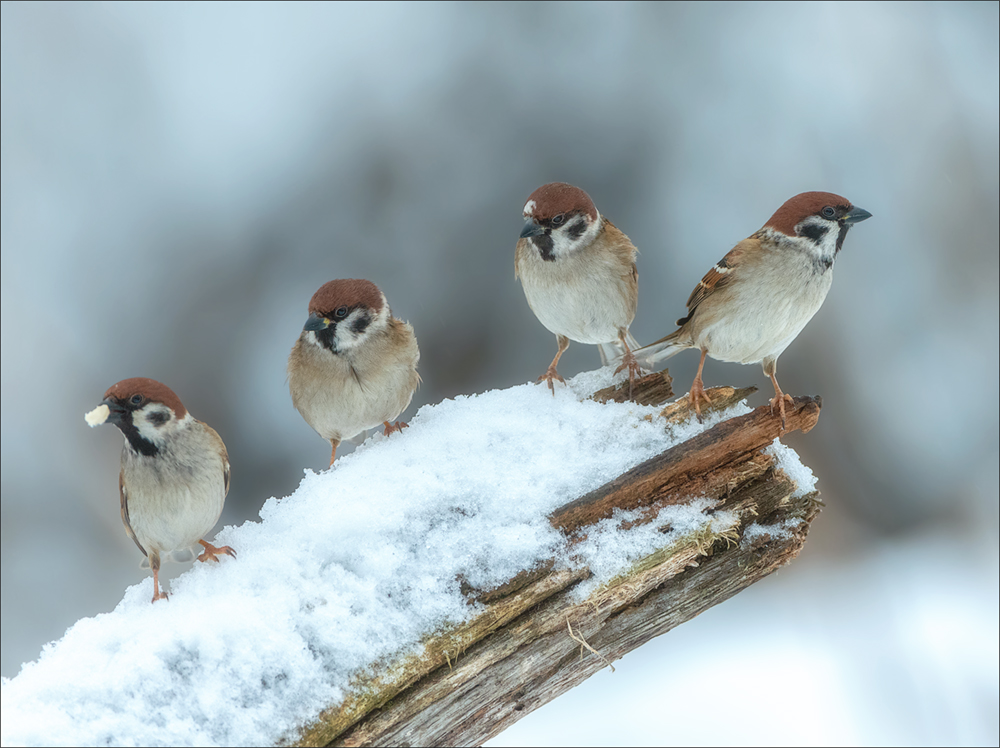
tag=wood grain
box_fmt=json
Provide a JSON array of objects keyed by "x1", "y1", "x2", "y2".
[{"x1": 293, "y1": 387, "x2": 824, "y2": 747}]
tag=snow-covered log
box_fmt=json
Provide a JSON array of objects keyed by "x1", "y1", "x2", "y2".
[
  {"x1": 1, "y1": 371, "x2": 822, "y2": 748},
  {"x1": 300, "y1": 380, "x2": 822, "y2": 747}
]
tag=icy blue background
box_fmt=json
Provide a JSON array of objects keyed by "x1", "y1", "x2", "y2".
[{"x1": 2, "y1": 2, "x2": 997, "y2": 744}]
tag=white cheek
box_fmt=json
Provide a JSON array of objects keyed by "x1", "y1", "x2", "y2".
[
  {"x1": 813, "y1": 221, "x2": 841, "y2": 259},
  {"x1": 822, "y1": 229, "x2": 841, "y2": 255},
  {"x1": 334, "y1": 304, "x2": 389, "y2": 350},
  {"x1": 549, "y1": 212, "x2": 602, "y2": 258},
  {"x1": 134, "y1": 408, "x2": 187, "y2": 444}
]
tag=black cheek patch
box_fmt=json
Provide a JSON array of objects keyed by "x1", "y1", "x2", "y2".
[
  {"x1": 567, "y1": 218, "x2": 587, "y2": 240},
  {"x1": 147, "y1": 411, "x2": 170, "y2": 427},
  {"x1": 800, "y1": 223, "x2": 829, "y2": 243},
  {"x1": 534, "y1": 233, "x2": 556, "y2": 262},
  {"x1": 351, "y1": 314, "x2": 371, "y2": 336}
]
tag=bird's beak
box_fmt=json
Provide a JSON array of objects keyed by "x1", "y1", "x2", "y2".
[
  {"x1": 844, "y1": 206, "x2": 873, "y2": 224},
  {"x1": 303, "y1": 313, "x2": 331, "y2": 332},
  {"x1": 520, "y1": 219, "x2": 544, "y2": 239}
]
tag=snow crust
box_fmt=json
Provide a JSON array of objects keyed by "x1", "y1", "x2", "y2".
[
  {"x1": 766, "y1": 438, "x2": 818, "y2": 498},
  {"x1": 571, "y1": 499, "x2": 741, "y2": 600},
  {"x1": 740, "y1": 518, "x2": 806, "y2": 550},
  {"x1": 1, "y1": 369, "x2": 802, "y2": 747}
]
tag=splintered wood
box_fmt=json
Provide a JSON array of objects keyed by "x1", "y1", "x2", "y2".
[{"x1": 295, "y1": 373, "x2": 823, "y2": 747}]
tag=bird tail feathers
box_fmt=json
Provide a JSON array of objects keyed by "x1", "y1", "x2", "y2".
[{"x1": 633, "y1": 330, "x2": 688, "y2": 370}]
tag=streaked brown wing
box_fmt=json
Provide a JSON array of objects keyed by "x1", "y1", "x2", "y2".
[
  {"x1": 681, "y1": 238, "x2": 753, "y2": 323},
  {"x1": 514, "y1": 239, "x2": 526, "y2": 280},
  {"x1": 119, "y1": 471, "x2": 147, "y2": 557},
  {"x1": 204, "y1": 422, "x2": 231, "y2": 499}
]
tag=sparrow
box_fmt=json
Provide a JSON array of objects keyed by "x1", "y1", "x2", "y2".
[
  {"x1": 637, "y1": 191, "x2": 872, "y2": 427},
  {"x1": 85, "y1": 377, "x2": 235, "y2": 603},
  {"x1": 515, "y1": 182, "x2": 643, "y2": 395},
  {"x1": 287, "y1": 279, "x2": 420, "y2": 466}
]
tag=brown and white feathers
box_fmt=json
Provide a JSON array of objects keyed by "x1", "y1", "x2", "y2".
[
  {"x1": 515, "y1": 182, "x2": 642, "y2": 392},
  {"x1": 85, "y1": 377, "x2": 234, "y2": 602},
  {"x1": 287, "y1": 279, "x2": 420, "y2": 465},
  {"x1": 637, "y1": 191, "x2": 871, "y2": 423}
]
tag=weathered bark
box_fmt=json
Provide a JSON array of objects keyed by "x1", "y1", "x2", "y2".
[
  {"x1": 293, "y1": 374, "x2": 823, "y2": 747},
  {"x1": 591, "y1": 370, "x2": 674, "y2": 405}
]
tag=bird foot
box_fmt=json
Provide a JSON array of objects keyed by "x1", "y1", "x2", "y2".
[
  {"x1": 769, "y1": 392, "x2": 793, "y2": 432},
  {"x1": 197, "y1": 540, "x2": 236, "y2": 564},
  {"x1": 688, "y1": 379, "x2": 713, "y2": 422},
  {"x1": 614, "y1": 351, "x2": 643, "y2": 400},
  {"x1": 383, "y1": 420, "x2": 409, "y2": 437},
  {"x1": 537, "y1": 366, "x2": 566, "y2": 396},
  {"x1": 151, "y1": 589, "x2": 169, "y2": 603}
]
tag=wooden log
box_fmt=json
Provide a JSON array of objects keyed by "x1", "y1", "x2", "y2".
[
  {"x1": 293, "y1": 386, "x2": 824, "y2": 748},
  {"x1": 591, "y1": 370, "x2": 674, "y2": 405},
  {"x1": 553, "y1": 394, "x2": 821, "y2": 536}
]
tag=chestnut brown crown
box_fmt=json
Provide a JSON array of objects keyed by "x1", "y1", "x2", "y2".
[
  {"x1": 524, "y1": 182, "x2": 598, "y2": 223},
  {"x1": 765, "y1": 191, "x2": 854, "y2": 236},
  {"x1": 103, "y1": 377, "x2": 187, "y2": 419},
  {"x1": 308, "y1": 279, "x2": 384, "y2": 317}
]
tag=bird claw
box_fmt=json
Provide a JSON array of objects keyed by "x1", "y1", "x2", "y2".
[
  {"x1": 614, "y1": 352, "x2": 643, "y2": 400},
  {"x1": 769, "y1": 393, "x2": 793, "y2": 432},
  {"x1": 689, "y1": 380, "x2": 713, "y2": 422},
  {"x1": 197, "y1": 541, "x2": 236, "y2": 564},
  {"x1": 537, "y1": 366, "x2": 565, "y2": 395},
  {"x1": 383, "y1": 420, "x2": 409, "y2": 437}
]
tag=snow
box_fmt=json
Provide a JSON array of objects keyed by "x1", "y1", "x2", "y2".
[
  {"x1": 571, "y1": 499, "x2": 741, "y2": 601},
  {"x1": 0, "y1": 369, "x2": 811, "y2": 747},
  {"x1": 766, "y1": 438, "x2": 818, "y2": 498},
  {"x1": 740, "y1": 518, "x2": 806, "y2": 551},
  {"x1": 729, "y1": 440, "x2": 816, "y2": 550}
]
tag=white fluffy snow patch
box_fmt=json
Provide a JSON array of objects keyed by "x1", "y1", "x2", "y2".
[
  {"x1": 766, "y1": 438, "x2": 818, "y2": 498},
  {"x1": 571, "y1": 499, "x2": 741, "y2": 600},
  {"x1": 2, "y1": 369, "x2": 798, "y2": 747}
]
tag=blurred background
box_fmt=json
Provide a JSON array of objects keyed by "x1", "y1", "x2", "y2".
[{"x1": 2, "y1": 1, "x2": 996, "y2": 744}]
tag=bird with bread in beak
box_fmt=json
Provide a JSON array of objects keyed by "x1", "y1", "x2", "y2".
[{"x1": 85, "y1": 377, "x2": 235, "y2": 603}]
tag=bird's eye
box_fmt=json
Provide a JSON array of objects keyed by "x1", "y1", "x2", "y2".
[
  {"x1": 822, "y1": 206, "x2": 836, "y2": 219},
  {"x1": 551, "y1": 214, "x2": 565, "y2": 226},
  {"x1": 334, "y1": 306, "x2": 349, "y2": 319},
  {"x1": 129, "y1": 394, "x2": 143, "y2": 406}
]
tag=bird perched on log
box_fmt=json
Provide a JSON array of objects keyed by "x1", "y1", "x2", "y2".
[
  {"x1": 515, "y1": 182, "x2": 643, "y2": 396},
  {"x1": 287, "y1": 279, "x2": 420, "y2": 466},
  {"x1": 637, "y1": 191, "x2": 871, "y2": 428},
  {"x1": 85, "y1": 377, "x2": 235, "y2": 603}
]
